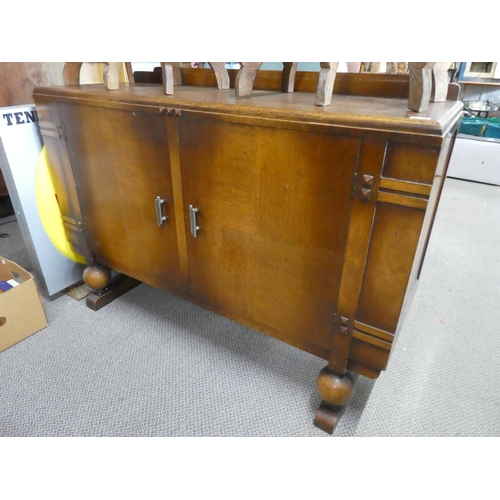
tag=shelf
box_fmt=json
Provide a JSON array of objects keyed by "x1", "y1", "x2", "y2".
[{"x1": 458, "y1": 80, "x2": 500, "y2": 87}]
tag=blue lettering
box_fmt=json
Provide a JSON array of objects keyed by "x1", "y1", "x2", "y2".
[
  {"x1": 2, "y1": 113, "x2": 14, "y2": 126},
  {"x1": 24, "y1": 110, "x2": 38, "y2": 123}
]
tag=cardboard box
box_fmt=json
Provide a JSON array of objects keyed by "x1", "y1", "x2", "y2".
[{"x1": 0, "y1": 257, "x2": 48, "y2": 352}]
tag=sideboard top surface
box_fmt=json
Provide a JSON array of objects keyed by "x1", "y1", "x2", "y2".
[{"x1": 33, "y1": 84, "x2": 463, "y2": 139}]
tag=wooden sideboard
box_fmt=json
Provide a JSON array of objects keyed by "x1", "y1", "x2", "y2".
[{"x1": 33, "y1": 71, "x2": 463, "y2": 434}]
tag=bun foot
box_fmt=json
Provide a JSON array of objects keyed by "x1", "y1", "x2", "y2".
[
  {"x1": 82, "y1": 264, "x2": 140, "y2": 311},
  {"x1": 83, "y1": 265, "x2": 112, "y2": 291},
  {"x1": 314, "y1": 367, "x2": 358, "y2": 434}
]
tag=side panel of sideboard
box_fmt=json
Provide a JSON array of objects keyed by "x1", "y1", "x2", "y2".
[{"x1": 333, "y1": 128, "x2": 459, "y2": 379}]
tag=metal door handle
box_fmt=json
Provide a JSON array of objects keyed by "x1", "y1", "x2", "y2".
[
  {"x1": 155, "y1": 196, "x2": 167, "y2": 226},
  {"x1": 189, "y1": 205, "x2": 199, "y2": 238}
]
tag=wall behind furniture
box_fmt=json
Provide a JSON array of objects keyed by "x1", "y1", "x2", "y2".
[
  {"x1": 0, "y1": 63, "x2": 66, "y2": 197},
  {"x1": 0, "y1": 63, "x2": 129, "y2": 197},
  {"x1": 463, "y1": 85, "x2": 500, "y2": 103},
  {"x1": 0, "y1": 62, "x2": 66, "y2": 107}
]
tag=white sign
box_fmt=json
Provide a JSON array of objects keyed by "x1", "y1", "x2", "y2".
[{"x1": 0, "y1": 105, "x2": 85, "y2": 296}]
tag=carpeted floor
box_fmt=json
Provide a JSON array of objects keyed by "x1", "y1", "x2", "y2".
[{"x1": 0, "y1": 177, "x2": 499, "y2": 436}]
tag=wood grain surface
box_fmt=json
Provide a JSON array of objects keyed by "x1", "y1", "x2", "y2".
[{"x1": 32, "y1": 77, "x2": 462, "y2": 432}]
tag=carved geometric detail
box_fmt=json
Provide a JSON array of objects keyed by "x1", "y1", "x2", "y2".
[
  {"x1": 56, "y1": 123, "x2": 66, "y2": 139},
  {"x1": 339, "y1": 316, "x2": 349, "y2": 335},
  {"x1": 359, "y1": 187, "x2": 372, "y2": 201},
  {"x1": 161, "y1": 108, "x2": 182, "y2": 117},
  {"x1": 362, "y1": 174, "x2": 374, "y2": 187}
]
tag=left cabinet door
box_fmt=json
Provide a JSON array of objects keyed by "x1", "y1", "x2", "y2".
[{"x1": 59, "y1": 103, "x2": 181, "y2": 291}]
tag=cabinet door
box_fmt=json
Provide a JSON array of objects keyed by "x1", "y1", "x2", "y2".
[
  {"x1": 178, "y1": 117, "x2": 360, "y2": 355},
  {"x1": 59, "y1": 104, "x2": 181, "y2": 290}
]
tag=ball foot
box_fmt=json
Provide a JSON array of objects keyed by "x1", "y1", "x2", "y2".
[
  {"x1": 83, "y1": 265, "x2": 112, "y2": 291},
  {"x1": 313, "y1": 367, "x2": 357, "y2": 434}
]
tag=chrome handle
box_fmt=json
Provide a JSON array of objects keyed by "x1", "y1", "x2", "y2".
[
  {"x1": 189, "y1": 205, "x2": 199, "y2": 238},
  {"x1": 155, "y1": 196, "x2": 167, "y2": 227}
]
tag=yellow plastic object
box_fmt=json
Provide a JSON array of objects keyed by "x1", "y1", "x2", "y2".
[{"x1": 35, "y1": 146, "x2": 86, "y2": 264}]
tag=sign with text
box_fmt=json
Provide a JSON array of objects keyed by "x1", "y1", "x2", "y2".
[{"x1": 0, "y1": 105, "x2": 85, "y2": 296}]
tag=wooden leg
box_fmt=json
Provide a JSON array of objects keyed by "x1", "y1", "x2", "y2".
[
  {"x1": 125, "y1": 62, "x2": 135, "y2": 83},
  {"x1": 104, "y1": 62, "x2": 121, "y2": 90},
  {"x1": 63, "y1": 62, "x2": 83, "y2": 85},
  {"x1": 281, "y1": 62, "x2": 298, "y2": 93},
  {"x1": 431, "y1": 62, "x2": 451, "y2": 102},
  {"x1": 315, "y1": 62, "x2": 339, "y2": 107},
  {"x1": 313, "y1": 367, "x2": 357, "y2": 434},
  {"x1": 161, "y1": 62, "x2": 182, "y2": 95},
  {"x1": 209, "y1": 62, "x2": 230, "y2": 90},
  {"x1": 82, "y1": 265, "x2": 140, "y2": 311},
  {"x1": 408, "y1": 62, "x2": 436, "y2": 112},
  {"x1": 162, "y1": 63, "x2": 175, "y2": 95},
  {"x1": 235, "y1": 62, "x2": 262, "y2": 97}
]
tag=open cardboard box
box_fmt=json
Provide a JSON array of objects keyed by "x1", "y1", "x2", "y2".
[{"x1": 0, "y1": 257, "x2": 48, "y2": 352}]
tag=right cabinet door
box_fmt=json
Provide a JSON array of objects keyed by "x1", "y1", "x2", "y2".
[{"x1": 177, "y1": 116, "x2": 361, "y2": 355}]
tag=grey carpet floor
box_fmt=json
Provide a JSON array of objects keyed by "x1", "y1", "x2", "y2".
[{"x1": 0, "y1": 177, "x2": 499, "y2": 436}]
